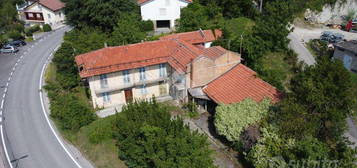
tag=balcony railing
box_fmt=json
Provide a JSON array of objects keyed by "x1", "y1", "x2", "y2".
[{"x1": 95, "y1": 76, "x2": 169, "y2": 95}]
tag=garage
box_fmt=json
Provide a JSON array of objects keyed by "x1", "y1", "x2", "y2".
[{"x1": 156, "y1": 20, "x2": 171, "y2": 28}]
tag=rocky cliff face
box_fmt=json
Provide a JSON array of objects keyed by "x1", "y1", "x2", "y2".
[{"x1": 304, "y1": 0, "x2": 357, "y2": 24}]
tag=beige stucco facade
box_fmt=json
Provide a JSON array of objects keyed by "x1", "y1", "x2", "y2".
[{"x1": 88, "y1": 64, "x2": 170, "y2": 108}]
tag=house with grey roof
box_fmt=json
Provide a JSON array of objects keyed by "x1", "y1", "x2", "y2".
[{"x1": 333, "y1": 40, "x2": 357, "y2": 73}]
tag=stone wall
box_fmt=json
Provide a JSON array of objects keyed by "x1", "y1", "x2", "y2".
[{"x1": 304, "y1": 0, "x2": 357, "y2": 24}]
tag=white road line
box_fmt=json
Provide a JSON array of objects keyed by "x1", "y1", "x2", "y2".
[
  {"x1": 1, "y1": 125, "x2": 13, "y2": 168},
  {"x1": 39, "y1": 48, "x2": 82, "y2": 168},
  {"x1": 17, "y1": 59, "x2": 20, "y2": 63},
  {"x1": 2, "y1": 94, "x2": 5, "y2": 99},
  {"x1": 14, "y1": 63, "x2": 18, "y2": 67},
  {"x1": 4, "y1": 88, "x2": 7, "y2": 93},
  {"x1": 5, "y1": 83, "x2": 8, "y2": 87},
  {"x1": 10, "y1": 72, "x2": 13, "y2": 77},
  {"x1": 0, "y1": 99, "x2": 4, "y2": 109},
  {"x1": 7, "y1": 77, "x2": 11, "y2": 82}
]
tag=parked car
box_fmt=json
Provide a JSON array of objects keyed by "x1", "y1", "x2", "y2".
[
  {"x1": 320, "y1": 31, "x2": 344, "y2": 43},
  {"x1": 0, "y1": 45, "x2": 19, "y2": 53},
  {"x1": 6, "y1": 40, "x2": 26, "y2": 47}
]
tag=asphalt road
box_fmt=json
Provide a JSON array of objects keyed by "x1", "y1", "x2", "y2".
[
  {"x1": 0, "y1": 27, "x2": 91, "y2": 168},
  {"x1": 288, "y1": 32, "x2": 316, "y2": 65}
]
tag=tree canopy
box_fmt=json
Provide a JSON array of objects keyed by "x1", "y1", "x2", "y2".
[
  {"x1": 114, "y1": 100, "x2": 215, "y2": 168},
  {"x1": 215, "y1": 98, "x2": 271, "y2": 142},
  {"x1": 63, "y1": 0, "x2": 139, "y2": 31}
]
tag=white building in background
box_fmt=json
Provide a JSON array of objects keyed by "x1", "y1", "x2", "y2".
[
  {"x1": 138, "y1": 0, "x2": 192, "y2": 30},
  {"x1": 17, "y1": 0, "x2": 65, "y2": 29}
]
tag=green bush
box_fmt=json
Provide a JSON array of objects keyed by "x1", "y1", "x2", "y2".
[
  {"x1": 42, "y1": 24, "x2": 52, "y2": 32},
  {"x1": 44, "y1": 83, "x2": 97, "y2": 131},
  {"x1": 182, "y1": 101, "x2": 199, "y2": 118},
  {"x1": 140, "y1": 20, "x2": 154, "y2": 32},
  {"x1": 25, "y1": 25, "x2": 41, "y2": 36},
  {"x1": 6, "y1": 30, "x2": 22, "y2": 40}
]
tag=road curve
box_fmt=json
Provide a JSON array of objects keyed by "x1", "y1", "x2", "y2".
[{"x1": 1, "y1": 27, "x2": 90, "y2": 168}]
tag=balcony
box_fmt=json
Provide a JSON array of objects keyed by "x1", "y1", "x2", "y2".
[{"x1": 95, "y1": 76, "x2": 169, "y2": 95}]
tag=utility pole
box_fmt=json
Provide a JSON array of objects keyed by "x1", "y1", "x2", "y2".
[{"x1": 259, "y1": 0, "x2": 263, "y2": 13}]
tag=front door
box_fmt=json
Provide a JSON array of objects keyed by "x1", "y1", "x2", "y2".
[{"x1": 124, "y1": 89, "x2": 133, "y2": 103}]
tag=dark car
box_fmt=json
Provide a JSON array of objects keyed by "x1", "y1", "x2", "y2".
[{"x1": 6, "y1": 40, "x2": 26, "y2": 47}]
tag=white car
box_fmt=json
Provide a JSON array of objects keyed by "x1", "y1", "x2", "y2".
[{"x1": 0, "y1": 45, "x2": 19, "y2": 53}]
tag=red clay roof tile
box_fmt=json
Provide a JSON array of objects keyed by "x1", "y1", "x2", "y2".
[
  {"x1": 39, "y1": 0, "x2": 64, "y2": 11},
  {"x1": 75, "y1": 39, "x2": 203, "y2": 78},
  {"x1": 160, "y1": 29, "x2": 222, "y2": 45},
  {"x1": 203, "y1": 64, "x2": 282, "y2": 104}
]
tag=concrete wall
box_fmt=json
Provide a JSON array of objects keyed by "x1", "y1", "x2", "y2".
[
  {"x1": 140, "y1": 0, "x2": 189, "y2": 28},
  {"x1": 88, "y1": 64, "x2": 169, "y2": 108},
  {"x1": 190, "y1": 51, "x2": 241, "y2": 88}
]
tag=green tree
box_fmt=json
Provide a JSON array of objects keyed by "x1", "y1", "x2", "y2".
[
  {"x1": 214, "y1": 98, "x2": 271, "y2": 142},
  {"x1": 289, "y1": 56, "x2": 353, "y2": 143},
  {"x1": 114, "y1": 100, "x2": 215, "y2": 168},
  {"x1": 177, "y1": 1, "x2": 223, "y2": 32},
  {"x1": 109, "y1": 13, "x2": 146, "y2": 46},
  {"x1": 64, "y1": 27, "x2": 108, "y2": 55},
  {"x1": 52, "y1": 42, "x2": 79, "y2": 89},
  {"x1": 63, "y1": 0, "x2": 139, "y2": 31},
  {"x1": 0, "y1": 0, "x2": 17, "y2": 29}
]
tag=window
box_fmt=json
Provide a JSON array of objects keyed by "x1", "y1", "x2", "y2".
[
  {"x1": 139, "y1": 67, "x2": 146, "y2": 81},
  {"x1": 37, "y1": 13, "x2": 42, "y2": 18},
  {"x1": 165, "y1": 0, "x2": 170, "y2": 6},
  {"x1": 123, "y1": 70, "x2": 130, "y2": 84},
  {"x1": 159, "y1": 8, "x2": 167, "y2": 16},
  {"x1": 47, "y1": 14, "x2": 51, "y2": 19},
  {"x1": 102, "y1": 92, "x2": 110, "y2": 102},
  {"x1": 100, "y1": 74, "x2": 108, "y2": 88},
  {"x1": 28, "y1": 13, "x2": 34, "y2": 17},
  {"x1": 159, "y1": 64, "x2": 166, "y2": 77},
  {"x1": 140, "y1": 85, "x2": 148, "y2": 95},
  {"x1": 59, "y1": 12, "x2": 62, "y2": 17}
]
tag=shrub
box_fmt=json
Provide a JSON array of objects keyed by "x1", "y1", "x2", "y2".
[
  {"x1": 45, "y1": 83, "x2": 97, "y2": 131},
  {"x1": 6, "y1": 30, "x2": 22, "y2": 40},
  {"x1": 25, "y1": 25, "x2": 41, "y2": 36},
  {"x1": 215, "y1": 98, "x2": 271, "y2": 142},
  {"x1": 182, "y1": 101, "x2": 199, "y2": 118},
  {"x1": 140, "y1": 20, "x2": 154, "y2": 32},
  {"x1": 43, "y1": 24, "x2": 52, "y2": 32}
]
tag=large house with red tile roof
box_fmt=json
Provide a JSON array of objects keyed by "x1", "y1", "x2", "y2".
[
  {"x1": 137, "y1": 0, "x2": 192, "y2": 30},
  {"x1": 17, "y1": 0, "x2": 65, "y2": 29},
  {"x1": 75, "y1": 29, "x2": 280, "y2": 109}
]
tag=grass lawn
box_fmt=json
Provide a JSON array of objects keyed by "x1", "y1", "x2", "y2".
[{"x1": 259, "y1": 52, "x2": 295, "y2": 91}]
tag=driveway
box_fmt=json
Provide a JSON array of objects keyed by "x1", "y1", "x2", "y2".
[{"x1": 0, "y1": 27, "x2": 93, "y2": 168}]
